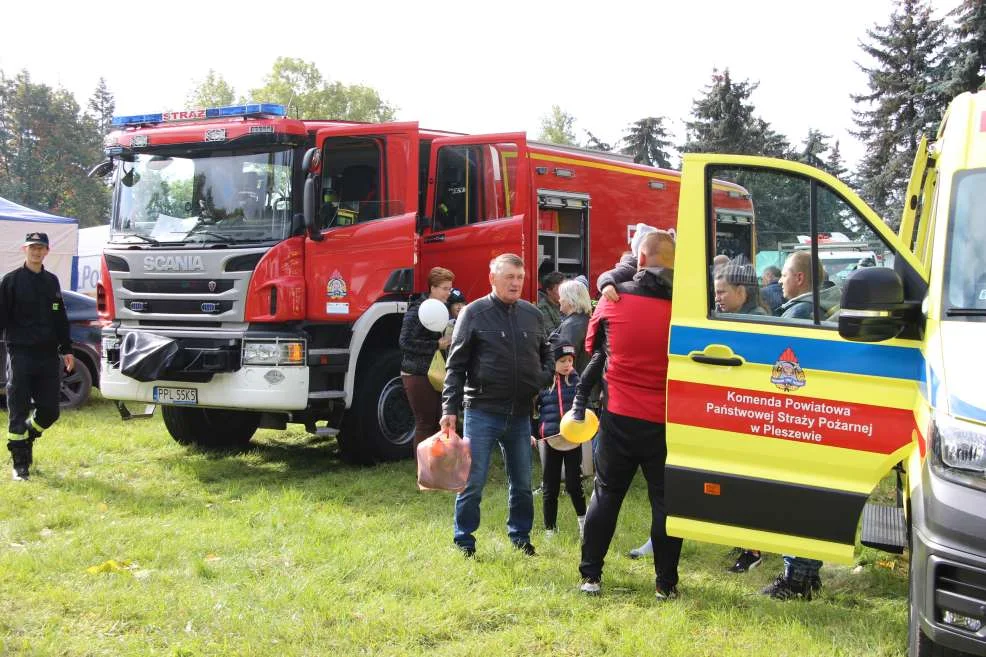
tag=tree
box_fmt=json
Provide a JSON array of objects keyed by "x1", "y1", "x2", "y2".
[
  {"x1": 186, "y1": 70, "x2": 236, "y2": 108},
  {"x1": 620, "y1": 117, "x2": 673, "y2": 167},
  {"x1": 851, "y1": 0, "x2": 947, "y2": 226},
  {"x1": 941, "y1": 0, "x2": 986, "y2": 98},
  {"x1": 248, "y1": 57, "x2": 395, "y2": 122},
  {"x1": 87, "y1": 77, "x2": 115, "y2": 136},
  {"x1": 682, "y1": 69, "x2": 759, "y2": 154},
  {"x1": 796, "y1": 129, "x2": 831, "y2": 169},
  {"x1": 584, "y1": 131, "x2": 612, "y2": 151},
  {"x1": 0, "y1": 70, "x2": 109, "y2": 226},
  {"x1": 537, "y1": 105, "x2": 577, "y2": 145},
  {"x1": 824, "y1": 140, "x2": 849, "y2": 180}
]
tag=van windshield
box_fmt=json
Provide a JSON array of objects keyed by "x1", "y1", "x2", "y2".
[{"x1": 943, "y1": 169, "x2": 986, "y2": 319}]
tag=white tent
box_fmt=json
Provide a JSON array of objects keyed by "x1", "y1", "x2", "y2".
[
  {"x1": 0, "y1": 197, "x2": 78, "y2": 291},
  {"x1": 76, "y1": 224, "x2": 110, "y2": 295}
]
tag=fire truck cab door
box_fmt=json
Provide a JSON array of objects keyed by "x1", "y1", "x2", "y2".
[
  {"x1": 665, "y1": 154, "x2": 927, "y2": 565},
  {"x1": 306, "y1": 122, "x2": 419, "y2": 321},
  {"x1": 420, "y1": 133, "x2": 530, "y2": 303}
]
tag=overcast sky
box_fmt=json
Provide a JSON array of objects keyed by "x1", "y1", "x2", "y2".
[{"x1": 1, "y1": 0, "x2": 962, "y2": 170}]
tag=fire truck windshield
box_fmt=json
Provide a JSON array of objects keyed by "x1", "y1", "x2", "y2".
[{"x1": 110, "y1": 147, "x2": 293, "y2": 245}]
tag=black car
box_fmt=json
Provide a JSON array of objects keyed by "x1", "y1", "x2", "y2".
[{"x1": 1, "y1": 289, "x2": 101, "y2": 409}]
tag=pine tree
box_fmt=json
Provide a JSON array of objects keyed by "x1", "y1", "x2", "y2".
[
  {"x1": 537, "y1": 105, "x2": 577, "y2": 146},
  {"x1": 584, "y1": 131, "x2": 612, "y2": 151},
  {"x1": 87, "y1": 77, "x2": 115, "y2": 136},
  {"x1": 797, "y1": 129, "x2": 831, "y2": 169},
  {"x1": 682, "y1": 69, "x2": 759, "y2": 154},
  {"x1": 620, "y1": 117, "x2": 673, "y2": 167},
  {"x1": 851, "y1": 0, "x2": 947, "y2": 227},
  {"x1": 942, "y1": 0, "x2": 986, "y2": 98},
  {"x1": 825, "y1": 140, "x2": 849, "y2": 180}
]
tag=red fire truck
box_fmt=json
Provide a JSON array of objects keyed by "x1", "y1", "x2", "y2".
[{"x1": 94, "y1": 103, "x2": 752, "y2": 462}]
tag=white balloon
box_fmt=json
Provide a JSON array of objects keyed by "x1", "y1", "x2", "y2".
[{"x1": 418, "y1": 298, "x2": 450, "y2": 333}]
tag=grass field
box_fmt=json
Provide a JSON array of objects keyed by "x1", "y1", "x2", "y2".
[{"x1": 0, "y1": 395, "x2": 909, "y2": 656}]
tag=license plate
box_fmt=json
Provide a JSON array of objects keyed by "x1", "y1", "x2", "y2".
[{"x1": 153, "y1": 386, "x2": 198, "y2": 405}]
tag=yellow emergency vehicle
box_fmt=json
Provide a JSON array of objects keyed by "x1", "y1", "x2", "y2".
[{"x1": 666, "y1": 91, "x2": 986, "y2": 656}]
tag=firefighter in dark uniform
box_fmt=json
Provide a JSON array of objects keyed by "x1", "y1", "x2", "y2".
[{"x1": 0, "y1": 232, "x2": 74, "y2": 480}]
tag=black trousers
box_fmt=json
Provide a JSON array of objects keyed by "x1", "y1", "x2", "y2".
[
  {"x1": 401, "y1": 374, "x2": 441, "y2": 456},
  {"x1": 6, "y1": 348, "x2": 61, "y2": 437},
  {"x1": 542, "y1": 442, "x2": 586, "y2": 528},
  {"x1": 579, "y1": 410, "x2": 683, "y2": 587}
]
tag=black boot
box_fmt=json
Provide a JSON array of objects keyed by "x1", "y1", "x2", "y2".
[
  {"x1": 7, "y1": 441, "x2": 31, "y2": 481},
  {"x1": 26, "y1": 426, "x2": 41, "y2": 467}
]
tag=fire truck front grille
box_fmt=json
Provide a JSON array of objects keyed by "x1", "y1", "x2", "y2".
[{"x1": 123, "y1": 279, "x2": 235, "y2": 294}]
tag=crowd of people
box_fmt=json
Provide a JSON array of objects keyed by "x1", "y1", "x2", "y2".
[{"x1": 397, "y1": 224, "x2": 831, "y2": 602}]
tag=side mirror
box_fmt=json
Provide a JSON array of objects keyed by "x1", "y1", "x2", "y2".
[
  {"x1": 303, "y1": 176, "x2": 323, "y2": 242},
  {"x1": 301, "y1": 147, "x2": 319, "y2": 173},
  {"x1": 88, "y1": 160, "x2": 115, "y2": 178},
  {"x1": 838, "y1": 267, "x2": 916, "y2": 342}
]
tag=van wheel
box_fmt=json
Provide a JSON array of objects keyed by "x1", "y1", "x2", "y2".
[
  {"x1": 59, "y1": 360, "x2": 93, "y2": 410},
  {"x1": 162, "y1": 406, "x2": 259, "y2": 450},
  {"x1": 344, "y1": 348, "x2": 414, "y2": 463}
]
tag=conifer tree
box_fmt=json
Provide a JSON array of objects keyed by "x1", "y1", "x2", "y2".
[
  {"x1": 87, "y1": 77, "x2": 115, "y2": 136},
  {"x1": 682, "y1": 69, "x2": 759, "y2": 154},
  {"x1": 584, "y1": 131, "x2": 612, "y2": 151},
  {"x1": 851, "y1": 0, "x2": 946, "y2": 226},
  {"x1": 942, "y1": 0, "x2": 986, "y2": 98},
  {"x1": 620, "y1": 117, "x2": 673, "y2": 167}
]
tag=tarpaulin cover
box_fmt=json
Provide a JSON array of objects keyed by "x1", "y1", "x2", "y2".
[{"x1": 120, "y1": 332, "x2": 179, "y2": 382}]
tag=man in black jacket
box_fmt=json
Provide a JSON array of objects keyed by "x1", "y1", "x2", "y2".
[
  {"x1": 0, "y1": 232, "x2": 74, "y2": 481},
  {"x1": 440, "y1": 253, "x2": 553, "y2": 557}
]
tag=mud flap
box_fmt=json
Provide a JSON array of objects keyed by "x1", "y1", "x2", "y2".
[{"x1": 115, "y1": 401, "x2": 157, "y2": 420}]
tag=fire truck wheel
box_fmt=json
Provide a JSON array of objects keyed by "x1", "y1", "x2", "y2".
[
  {"x1": 346, "y1": 348, "x2": 414, "y2": 463},
  {"x1": 162, "y1": 406, "x2": 260, "y2": 450}
]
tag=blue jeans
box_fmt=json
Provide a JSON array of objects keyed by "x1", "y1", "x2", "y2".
[{"x1": 453, "y1": 408, "x2": 534, "y2": 549}]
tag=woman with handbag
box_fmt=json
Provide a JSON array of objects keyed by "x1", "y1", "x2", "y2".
[{"x1": 399, "y1": 267, "x2": 455, "y2": 457}]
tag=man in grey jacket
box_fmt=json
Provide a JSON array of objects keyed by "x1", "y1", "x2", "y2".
[{"x1": 440, "y1": 254, "x2": 553, "y2": 558}]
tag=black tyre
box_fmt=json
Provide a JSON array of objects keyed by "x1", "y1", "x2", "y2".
[
  {"x1": 60, "y1": 359, "x2": 93, "y2": 410},
  {"x1": 162, "y1": 406, "x2": 259, "y2": 450},
  {"x1": 342, "y1": 348, "x2": 414, "y2": 463}
]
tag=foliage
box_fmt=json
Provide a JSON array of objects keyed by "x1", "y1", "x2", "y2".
[
  {"x1": 941, "y1": 0, "x2": 986, "y2": 99},
  {"x1": 0, "y1": 70, "x2": 110, "y2": 226},
  {"x1": 851, "y1": 0, "x2": 947, "y2": 227},
  {"x1": 0, "y1": 395, "x2": 910, "y2": 656},
  {"x1": 86, "y1": 77, "x2": 115, "y2": 137},
  {"x1": 247, "y1": 57, "x2": 396, "y2": 122},
  {"x1": 682, "y1": 69, "x2": 779, "y2": 156},
  {"x1": 537, "y1": 105, "x2": 577, "y2": 146},
  {"x1": 621, "y1": 117, "x2": 673, "y2": 168},
  {"x1": 185, "y1": 69, "x2": 236, "y2": 108},
  {"x1": 583, "y1": 131, "x2": 612, "y2": 151}
]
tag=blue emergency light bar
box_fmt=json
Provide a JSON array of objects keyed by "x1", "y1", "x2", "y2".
[{"x1": 111, "y1": 103, "x2": 286, "y2": 127}]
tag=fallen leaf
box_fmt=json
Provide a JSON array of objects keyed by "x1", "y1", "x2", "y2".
[{"x1": 86, "y1": 559, "x2": 132, "y2": 574}]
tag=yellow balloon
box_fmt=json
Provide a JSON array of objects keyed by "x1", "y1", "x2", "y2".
[{"x1": 559, "y1": 408, "x2": 599, "y2": 444}]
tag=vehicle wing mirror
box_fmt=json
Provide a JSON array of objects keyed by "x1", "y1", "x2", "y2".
[
  {"x1": 302, "y1": 147, "x2": 319, "y2": 173},
  {"x1": 303, "y1": 176, "x2": 323, "y2": 242},
  {"x1": 838, "y1": 267, "x2": 916, "y2": 342},
  {"x1": 88, "y1": 159, "x2": 115, "y2": 178}
]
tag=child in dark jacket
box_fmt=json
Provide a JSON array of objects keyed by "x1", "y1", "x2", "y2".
[{"x1": 535, "y1": 342, "x2": 587, "y2": 537}]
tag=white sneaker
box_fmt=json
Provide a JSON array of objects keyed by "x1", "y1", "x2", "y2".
[
  {"x1": 579, "y1": 578, "x2": 601, "y2": 595},
  {"x1": 629, "y1": 538, "x2": 653, "y2": 559}
]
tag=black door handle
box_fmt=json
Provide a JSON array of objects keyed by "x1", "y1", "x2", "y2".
[{"x1": 690, "y1": 355, "x2": 743, "y2": 366}]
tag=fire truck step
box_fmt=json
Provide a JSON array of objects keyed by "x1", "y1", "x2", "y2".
[
  {"x1": 860, "y1": 502, "x2": 907, "y2": 554},
  {"x1": 308, "y1": 391, "x2": 346, "y2": 400}
]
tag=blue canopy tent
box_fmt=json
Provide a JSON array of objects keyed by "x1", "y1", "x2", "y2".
[{"x1": 0, "y1": 197, "x2": 79, "y2": 291}]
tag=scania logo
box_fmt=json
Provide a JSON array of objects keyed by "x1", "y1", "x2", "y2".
[
  {"x1": 143, "y1": 255, "x2": 205, "y2": 272},
  {"x1": 200, "y1": 302, "x2": 219, "y2": 313}
]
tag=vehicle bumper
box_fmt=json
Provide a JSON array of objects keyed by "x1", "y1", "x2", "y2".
[
  {"x1": 100, "y1": 362, "x2": 309, "y2": 412},
  {"x1": 911, "y1": 462, "x2": 986, "y2": 656}
]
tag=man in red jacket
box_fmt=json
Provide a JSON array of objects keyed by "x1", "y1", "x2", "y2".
[{"x1": 572, "y1": 230, "x2": 682, "y2": 599}]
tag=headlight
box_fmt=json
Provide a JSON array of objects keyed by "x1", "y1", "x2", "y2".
[
  {"x1": 241, "y1": 339, "x2": 305, "y2": 366},
  {"x1": 929, "y1": 411, "x2": 986, "y2": 490}
]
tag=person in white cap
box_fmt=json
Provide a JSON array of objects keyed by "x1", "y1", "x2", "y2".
[{"x1": 0, "y1": 232, "x2": 75, "y2": 480}]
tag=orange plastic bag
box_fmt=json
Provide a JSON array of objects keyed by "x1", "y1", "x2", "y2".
[{"x1": 417, "y1": 428, "x2": 471, "y2": 492}]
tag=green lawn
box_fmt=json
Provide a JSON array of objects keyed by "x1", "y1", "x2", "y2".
[{"x1": 0, "y1": 395, "x2": 908, "y2": 656}]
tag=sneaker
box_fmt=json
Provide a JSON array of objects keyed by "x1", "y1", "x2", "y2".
[
  {"x1": 655, "y1": 582, "x2": 679, "y2": 601},
  {"x1": 628, "y1": 537, "x2": 653, "y2": 559},
  {"x1": 579, "y1": 578, "x2": 601, "y2": 596},
  {"x1": 761, "y1": 574, "x2": 812, "y2": 601},
  {"x1": 513, "y1": 541, "x2": 537, "y2": 557},
  {"x1": 456, "y1": 544, "x2": 476, "y2": 558},
  {"x1": 727, "y1": 550, "x2": 763, "y2": 573},
  {"x1": 8, "y1": 442, "x2": 30, "y2": 481}
]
